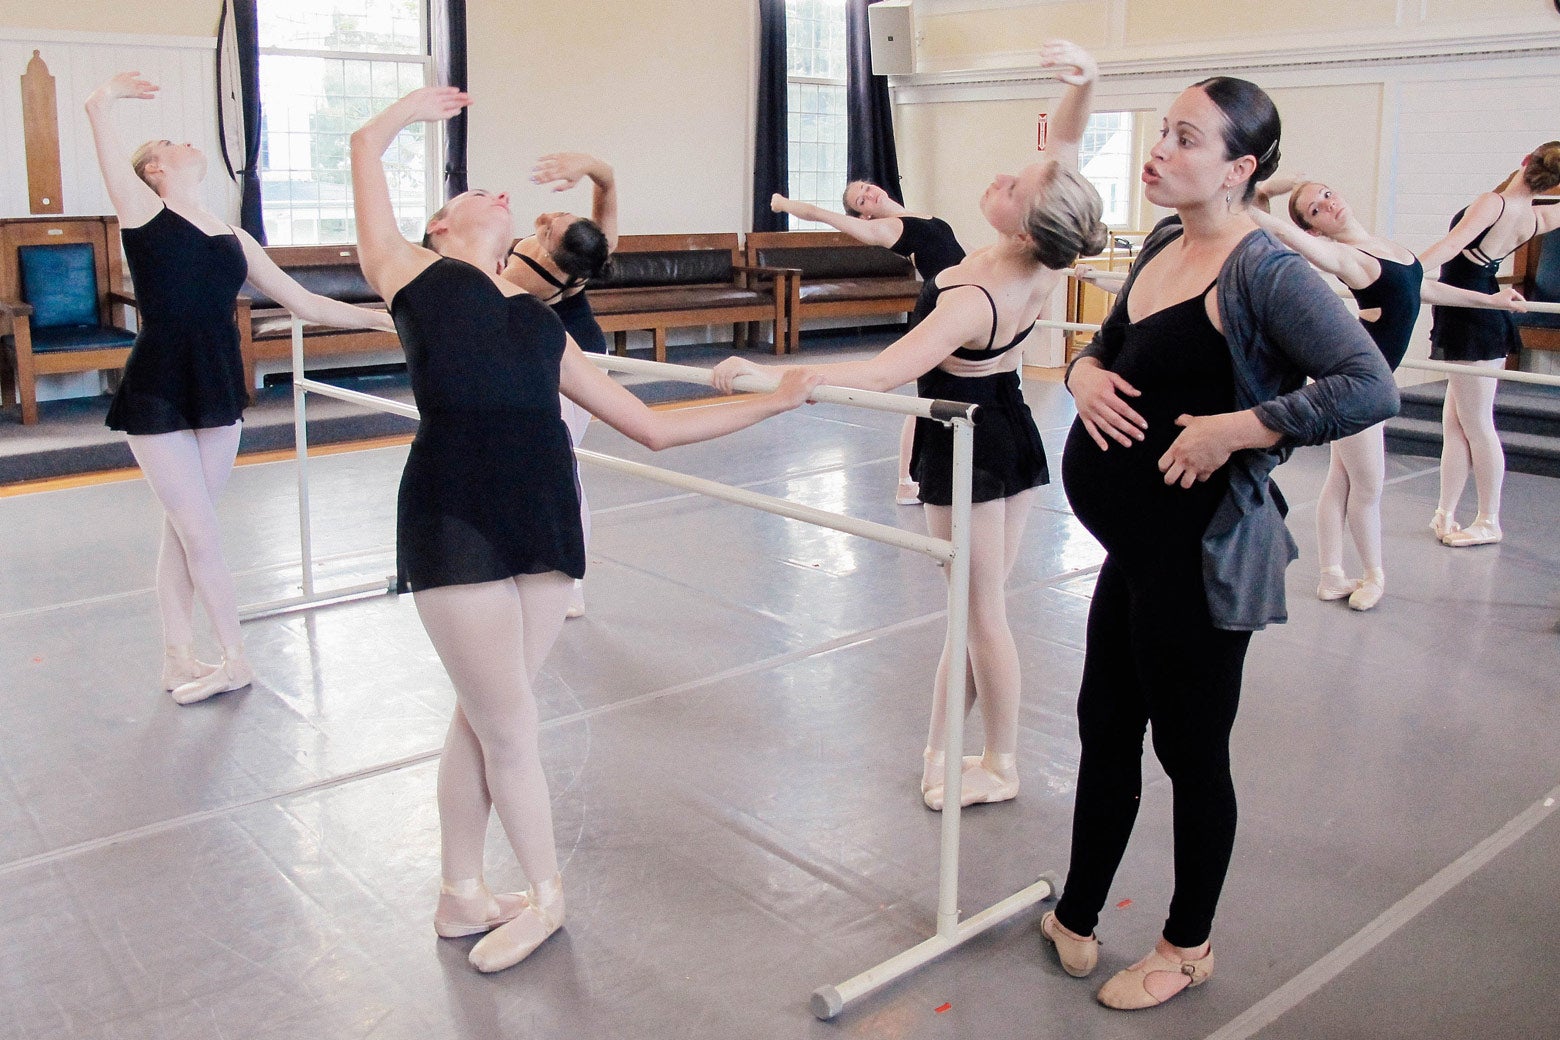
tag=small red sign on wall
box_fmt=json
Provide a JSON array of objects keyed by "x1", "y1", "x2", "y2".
[{"x1": 1037, "y1": 113, "x2": 1048, "y2": 151}]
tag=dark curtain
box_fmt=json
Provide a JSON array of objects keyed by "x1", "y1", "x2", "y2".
[
  {"x1": 845, "y1": 0, "x2": 902, "y2": 204},
  {"x1": 221, "y1": 0, "x2": 265, "y2": 241},
  {"x1": 431, "y1": 0, "x2": 468, "y2": 199},
  {"x1": 752, "y1": 0, "x2": 788, "y2": 232}
]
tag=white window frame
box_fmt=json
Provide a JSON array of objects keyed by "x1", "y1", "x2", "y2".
[
  {"x1": 257, "y1": 2, "x2": 439, "y2": 245},
  {"x1": 785, "y1": 0, "x2": 849, "y2": 230}
]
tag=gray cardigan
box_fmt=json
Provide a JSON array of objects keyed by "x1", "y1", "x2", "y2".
[{"x1": 1070, "y1": 217, "x2": 1400, "y2": 630}]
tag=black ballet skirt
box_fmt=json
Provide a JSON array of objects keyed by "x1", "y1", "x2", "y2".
[
  {"x1": 391, "y1": 258, "x2": 585, "y2": 592},
  {"x1": 908, "y1": 279, "x2": 1049, "y2": 506},
  {"x1": 105, "y1": 207, "x2": 249, "y2": 434},
  {"x1": 1429, "y1": 206, "x2": 1522, "y2": 362}
]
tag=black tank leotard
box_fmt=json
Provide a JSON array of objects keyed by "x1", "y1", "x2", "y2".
[
  {"x1": 510, "y1": 249, "x2": 607, "y2": 354},
  {"x1": 391, "y1": 257, "x2": 585, "y2": 592},
  {"x1": 890, "y1": 216, "x2": 966, "y2": 283},
  {"x1": 105, "y1": 206, "x2": 249, "y2": 434},
  {"x1": 1429, "y1": 200, "x2": 1532, "y2": 362},
  {"x1": 1349, "y1": 253, "x2": 1421, "y2": 371},
  {"x1": 908, "y1": 279, "x2": 1049, "y2": 505}
]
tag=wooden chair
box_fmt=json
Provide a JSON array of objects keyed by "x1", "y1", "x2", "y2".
[{"x1": 0, "y1": 215, "x2": 136, "y2": 425}]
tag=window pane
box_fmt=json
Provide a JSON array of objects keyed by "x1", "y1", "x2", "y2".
[
  {"x1": 1078, "y1": 112, "x2": 1135, "y2": 229},
  {"x1": 260, "y1": 0, "x2": 422, "y2": 54},
  {"x1": 785, "y1": 0, "x2": 846, "y2": 80}
]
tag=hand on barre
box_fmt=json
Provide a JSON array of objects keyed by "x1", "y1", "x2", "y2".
[{"x1": 711, "y1": 355, "x2": 775, "y2": 394}]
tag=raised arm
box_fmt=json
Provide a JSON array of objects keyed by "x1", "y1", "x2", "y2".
[
  {"x1": 83, "y1": 73, "x2": 164, "y2": 228},
  {"x1": 1247, "y1": 207, "x2": 1375, "y2": 288},
  {"x1": 711, "y1": 284, "x2": 991, "y2": 394},
  {"x1": 350, "y1": 86, "x2": 470, "y2": 302},
  {"x1": 769, "y1": 194, "x2": 902, "y2": 247},
  {"x1": 1418, "y1": 193, "x2": 1503, "y2": 270},
  {"x1": 236, "y1": 232, "x2": 396, "y2": 331},
  {"x1": 558, "y1": 339, "x2": 820, "y2": 450},
  {"x1": 532, "y1": 152, "x2": 620, "y2": 250},
  {"x1": 1252, "y1": 172, "x2": 1305, "y2": 214},
  {"x1": 1039, "y1": 40, "x2": 1097, "y2": 171}
]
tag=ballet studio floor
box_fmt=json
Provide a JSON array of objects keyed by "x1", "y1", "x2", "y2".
[{"x1": 2, "y1": 372, "x2": 1558, "y2": 1040}]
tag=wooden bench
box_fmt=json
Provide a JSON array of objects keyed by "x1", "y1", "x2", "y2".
[
  {"x1": 1512, "y1": 224, "x2": 1560, "y2": 356},
  {"x1": 586, "y1": 233, "x2": 790, "y2": 363},
  {"x1": 743, "y1": 230, "x2": 920, "y2": 353},
  {"x1": 237, "y1": 243, "x2": 399, "y2": 390}
]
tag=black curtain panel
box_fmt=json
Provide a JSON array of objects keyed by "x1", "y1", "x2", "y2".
[
  {"x1": 845, "y1": 0, "x2": 902, "y2": 204},
  {"x1": 431, "y1": 0, "x2": 468, "y2": 199},
  {"x1": 221, "y1": 0, "x2": 265, "y2": 241},
  {"x1": 753, "y1": 0, "x2": 789, "y2": 232}
]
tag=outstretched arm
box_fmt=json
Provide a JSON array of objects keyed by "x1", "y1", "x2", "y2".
[
  {"x1": 83, "y1": 73, "x2": 164, "y2": 228},
  {"x1": 769, "y1": 194, "x2": 902, "y2": 247},
  {"x1": 237, "y1": 232, "x2": 396, "y2": 331},
  {"x1": 711, "y1": 284, "x2": 990, "y2": 394},
  {"x1": 1040, "y1": 40, "x2": 1097, "y2": 171},
  {"x1": 350, "y1": 86, "x2": 470, "y2": 303},
  {"x1": 558, "y1": 340, "x2": 820, "y2": 450},
  {"x1": 1418, "y1": 193, "x2": 1503, "y2": 270},
  {"x1": 533, "y1": 152, "x2": 619, "y2": 250},
  {"x1": 1248, "y1": 207, "x2": 1375, "y2": 289},
  {"x1": 1420, "y1": 281, "x2": 1527, "y2": 312},
  {"x1": 1073, "y1": 263, "x2": 1126, "y2": 294}
]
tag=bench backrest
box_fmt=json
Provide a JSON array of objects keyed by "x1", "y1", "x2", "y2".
[
  {"x1": 244, "y1": 244, "x2": 381, "y2": 309},
  {"x1": 1514, "y1": 225, "x2": 1559, "y2": 329},
  {"x1": 590, "y1": 233, "x2": 741, "y2": 290},
  {"x1": 744, "y1": 230, "x2": 913, "y2": 280}
]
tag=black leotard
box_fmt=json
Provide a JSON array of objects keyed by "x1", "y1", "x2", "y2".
[
  {"x1": 1349, "y1": 253, "x2": 1421, "y2": 371},
  {"x1": 105, "y1": 207, "x2": 249, "y2": 434},
  {"x1": 891, "y1": 216, "x2": 966, "y2": 283},
  {"x1": 509, "y1": 249, "x2": 607, "y2": 354},
  {"x1": 908, "y1": 280, "x2": 1048, "y2": 505},
  {"x1": 1430, "y1": 200, "x2": 1531, "y2": 362},
  {"x1": 391, "y1": 257, "x2": 585, "y2": 592}
]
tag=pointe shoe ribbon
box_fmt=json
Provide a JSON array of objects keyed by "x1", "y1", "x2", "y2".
[
  {"x1": 469, "y1": 873, "x2": 565, "y2": 973},
  {"x1": 1429, "y1": 509, "x2": 1461, "y2": 541},
  {"x1": 162, "y1": 646, "x2": 217, "y2": 692},
  {"x1": 1096, "y1": 941, "x2": 1214, "y2": 1010},
  {"x1": 171, "y1": 656, "x2": 253, "y2": 705},
  {"x1": 1040, "y1": 910, "x2": 1099, "y2": 978}
]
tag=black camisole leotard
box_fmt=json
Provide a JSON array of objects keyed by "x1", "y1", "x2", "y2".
[
  {"x1": 908, "y1": 279, "x2": 1049, "y2": 506},
  {"x1": 509, "y1": 249, "x2": 607, "y2": 354},
  {"x1": 890, "y1": 216, "x2": 966, "y2": 284},
  {"x1": 1349, "y1": 252, "x2": 1421, "y2": 371},
  {"x1": 1429, "y1": 200, "x2": 1532, "y2": 362},
  {"x1": 391, "y1": 257, "x2": 586, "y2": 592},
  {"x1": 105, "y1": 206, "x2": 250, "y2": 434}
]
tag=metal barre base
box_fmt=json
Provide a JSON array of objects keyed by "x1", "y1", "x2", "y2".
[
  {"x1": 239, "y1": 577, "x2": 397, "y2": 622},
  {"x1": 812, "y1": 873, "x2": 1059, "y2": 1020}
]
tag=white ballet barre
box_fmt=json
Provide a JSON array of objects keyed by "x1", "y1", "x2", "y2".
[
  {"x1": 237, "y1": 317, "x2": 401, "y2": 622},
  {"x1": 273, "y1": 332, "x2": 1062, "y2": 1017},
  {"x1": 579, "y1": 353, "x2": 1061, "y2": 1019},
  {"x1": 1399, "y1": 359, "x2": 1560, "y2": 387}
]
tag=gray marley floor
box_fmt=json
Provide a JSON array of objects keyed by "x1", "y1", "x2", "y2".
[{"x1": 1, "y1": 378, "x2": 1557, "y2": 1040}]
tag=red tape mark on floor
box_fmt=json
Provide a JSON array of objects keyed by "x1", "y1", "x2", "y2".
[{"x1": 934, "y1": 1002, "x2": 952, "y2": 1014}]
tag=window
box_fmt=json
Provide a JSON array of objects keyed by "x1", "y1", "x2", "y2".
[
  {"x1": 1078, "y1": 111, "x2": 1136, "y2": 230},
  {"x1": 785, "y1": 0, "x2": 848, "y2": 229},
  {"x1": 257, "y1": 0, "x2": 434, "y2": 245}
]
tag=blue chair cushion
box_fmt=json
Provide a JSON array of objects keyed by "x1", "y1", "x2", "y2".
[
  {"x1": 3, "y1": 324, "x2": 136, "y2": 353},
  {"x1": 19, "y1": 243, "x2": 101, "y2": 329}
]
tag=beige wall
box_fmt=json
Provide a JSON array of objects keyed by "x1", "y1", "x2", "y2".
[
  {"x1": 0, "y1": 0, "x2": 219, "y2": 37},
  {"x1": 466, "y1": 1, "x2": 756, "y2": 234}
]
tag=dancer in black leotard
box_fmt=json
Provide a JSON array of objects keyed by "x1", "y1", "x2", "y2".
[
  {"x1": 1251, "y1": 175, "x2": 1525, "y2": 610},
  {"x1": 718, "y1": 40, "x2": 1106, "y2": 813},
  {"x1": 1052, "y1": 78, "x2": 1396, "y2": 1010},
  {"x1": 771, "y1": 185, "x2": 967, "y2": 505},
  {"x1": 1418, "y1": 143, "x2": 1560, "y2": 547},
  {"x1": 501, "y1": 153, "x2": 617, "y2": 618},
  {"x1": 352, "y1": 88, "x2": 818, "y2": 975},
  {"x1": 84, "y1": 72, "x2": 394, "y2": 705}
]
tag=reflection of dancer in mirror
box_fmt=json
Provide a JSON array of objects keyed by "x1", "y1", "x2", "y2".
[
  {"x1": 84, "y1": 72, "x2": 394, "y2": 704},
  {"x1": 718, "y1": 41, "x2": 1105, "y2": 812},
  {"x1": 501, "y1": 152, "x2": 617, "y2": 618},
  {"x1": 352, "y1": 87, "x2": 819, "y2": 973},
  {"x1": 1251, "y1": 174, "x2": 1526, "y2": 609},
  {"x1": 1049, "y1": 78, "x2": 1397, "y2": 1009},
  {"x1": 771, "y1": 182, "x2": 966, "y2": 506},
  {"x1": 1417, "y1": 142, "x2": 1560, "y2": 547}
]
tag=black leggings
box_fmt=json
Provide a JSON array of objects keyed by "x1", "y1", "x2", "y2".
[{"x1": 1054, "y1": 552, "x2": 1252, "y2": 948}]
